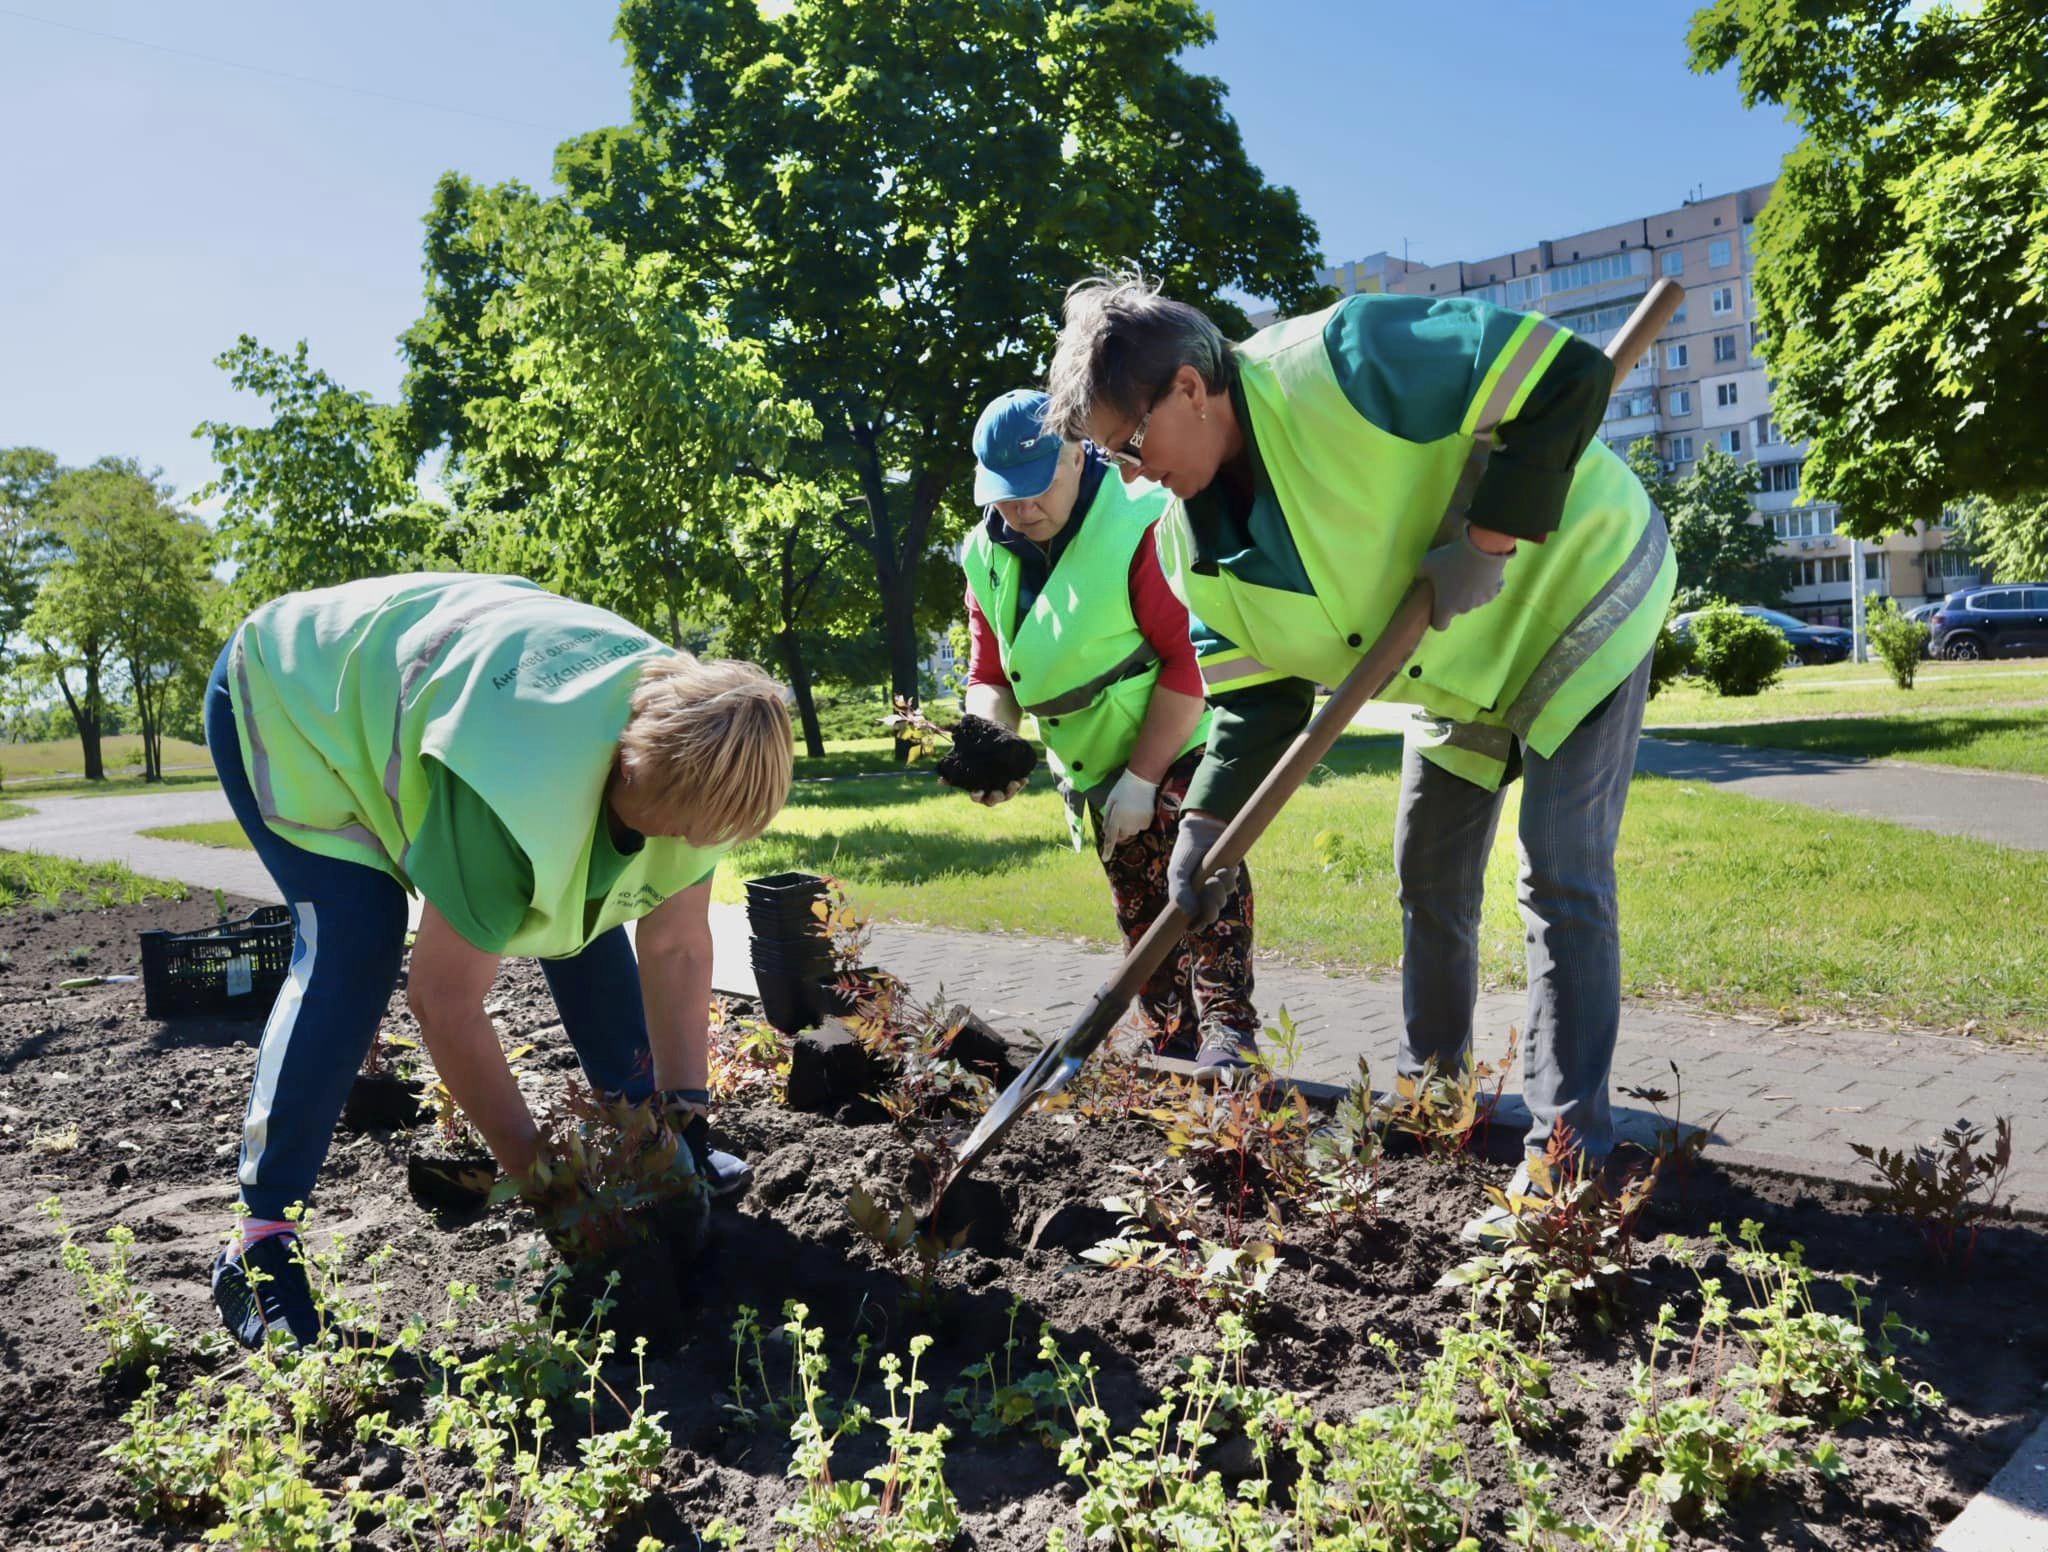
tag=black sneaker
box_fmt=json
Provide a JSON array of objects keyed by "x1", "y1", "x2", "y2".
[
  {"x1": 212, "y1": 1234, "x2": 321, "y2": 1350},
  {"x1": 677, "y1": 1113, "x2": 753, "y2": 1206}
]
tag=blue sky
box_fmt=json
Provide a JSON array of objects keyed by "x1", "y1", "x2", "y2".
[{"x1": 0, "y1": 1, "x2": 1799, "y2": 509}]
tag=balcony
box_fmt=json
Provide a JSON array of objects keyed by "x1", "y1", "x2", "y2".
[{"x1": 1602, "y1": 411, "x2": 1659, "y2": 443}]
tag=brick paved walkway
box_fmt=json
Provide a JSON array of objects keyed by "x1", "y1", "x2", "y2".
[{"x1": 706, "y1": 906, "x2": 2048, "y2": 1213}]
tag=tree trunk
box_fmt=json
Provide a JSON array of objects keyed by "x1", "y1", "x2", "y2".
[
  {"x1": 82, "y1": 659, "x2": 104, "y2": 782},
  {"x1": 776, "y1": 629, "x2": 825, "y2": 759}
]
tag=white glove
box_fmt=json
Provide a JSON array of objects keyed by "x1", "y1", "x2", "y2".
[
  {"x1": 1096, "y1": 770, "x2": 1161, "y2": 860},
  {"x1": 968, "y1": 779, "x2": 1026, "y2": 807}
]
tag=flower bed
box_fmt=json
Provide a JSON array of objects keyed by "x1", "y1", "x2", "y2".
[{"x1": 1, "y1": 895, "x2": 2045, "y2": 1550}]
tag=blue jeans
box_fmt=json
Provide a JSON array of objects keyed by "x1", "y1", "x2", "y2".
[
  {"x1": 1393, "y1": 653, "x2": 1652, "y2": 1159},
  {"x1": 206, "y1": 644, "x2": 655, "y2": 1219}
]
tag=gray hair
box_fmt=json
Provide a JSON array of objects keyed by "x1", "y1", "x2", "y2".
[{"x1": 1041, "y1": 271, "x2": 1236, "y2": 442}]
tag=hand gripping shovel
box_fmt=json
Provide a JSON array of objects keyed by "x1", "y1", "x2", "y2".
[{"x1": 947, "y1": 277, "x2": 1687, "y2": 1189}]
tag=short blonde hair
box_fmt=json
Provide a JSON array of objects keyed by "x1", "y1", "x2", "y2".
[{"x1": 617, "y1": 654, "x2": 793, "y2": 844}]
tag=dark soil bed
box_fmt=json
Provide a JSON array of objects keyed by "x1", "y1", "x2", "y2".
[{"x1": 1, "y1": 894, "x2": 2043, "y2": 1549}]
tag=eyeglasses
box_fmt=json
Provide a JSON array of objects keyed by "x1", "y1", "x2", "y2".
[{"x1": 1103, "y1": 411, "x2": 1151, "y2": 470}]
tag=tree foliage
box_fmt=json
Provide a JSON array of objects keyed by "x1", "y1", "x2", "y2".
[
  {"x1": 1628, "y1": 438, "x2": 1791, "y2": 608},
  {"x1": 0, "y1": 447, "x2": 58, "y2": 645},
  {"x1": 25, "y1": 461, "x2": 214, "y2": 780},
  {"x1": 407, "y1": 0, "x2": 1332, "y2": 715},
  {"x1": 1689, "y1": 0, "x2": 2048, "y2": 536},
  {"x1": 197, "y1": 338, "x2": 449, "y2": 611}
]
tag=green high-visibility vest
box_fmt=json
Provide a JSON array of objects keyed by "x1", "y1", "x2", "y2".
[
  {"x1": 227, "y1": 573, "x2": 729, "y2": 957},
  {"x1": 962, "y1": 473, "x2": 1210, "y2": 798},
  {"x1": 1156, "y1": 304, "x2": 1674, "y2": 790}
]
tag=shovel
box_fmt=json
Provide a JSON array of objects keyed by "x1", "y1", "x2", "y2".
[{"x1": 944, "y1": 276, "x2": 1687, "y2": 1191}]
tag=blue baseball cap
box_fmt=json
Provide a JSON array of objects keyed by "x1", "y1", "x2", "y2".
[{"x1": 972, "y1": 390, "x2": 1063, "y2": 505}]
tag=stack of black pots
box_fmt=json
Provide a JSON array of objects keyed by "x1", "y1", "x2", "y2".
[{"x1": 745, "y1": 871, "x2": 835, "y2": 1033}]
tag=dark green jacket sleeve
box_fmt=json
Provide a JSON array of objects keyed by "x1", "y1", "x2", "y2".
[
  {"x1": 408, "y1": 761, "x2": 534, "y2": 954},
  {"x1": 1465, "y1": 329, "x2": 1614, "y2": 543},
  {"x1": 1184, "y1": 676, "x2": 1316, "y2": 820}
]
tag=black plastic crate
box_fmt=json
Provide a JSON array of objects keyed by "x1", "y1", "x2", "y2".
[{"x1": 140, "y1": 905, "x2": 294, "y2": 1019}]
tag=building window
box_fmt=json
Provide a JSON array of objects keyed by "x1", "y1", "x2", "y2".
[
  {"x1": 1864, "y1": 552, "x2": 1889, "y2": 584},
  {"x1": 1822, "y1": 556, "x2": 1850, "y2": 585},
  {"x1": 1661, "y1": 251, "x2": 1684, "y2": 277},
  {"x1": 1717, "y1": 428, "x2": 1742, "y2": 454},
  {"x1": 1666, "y1": 343, "x2": 1689, "y2": 369},
  {"x1": 1668, "y1": 435, "x2": 1694, "y2": 463},
  {"x1": 1711, "y1": 286, "x2": 1735, "y2": 315},
  {"x1": 1717, "y1": 382, "x2": 1740, "y2": 408},
  {"x1": 1714, "y1": 334, "x2": 1737, "y2": 363},
  {"x1": 1669, "y1": 389, "x2": 1692, "y2": 416},
  {"x1": 1673, "y1": 300, "x2": 1687, "y2": 323},
  {"x1": 1757, "y1": 414, "x2": 1780, "y2": 446},
  {"x1": 1710, "y1": 238, "x2": 1732, "y2": 268},
  {"x1": 1749, "y1": 321, "x2": 1764, "y2": 351},
  {"x1": 1760, "y1": 461, "x2": 1801, "y2": 494}
]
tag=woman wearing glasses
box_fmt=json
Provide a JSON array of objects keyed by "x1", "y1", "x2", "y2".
[
  {"x1": 1041, "y1": 273, "x2": 1673, "y2": 1238},
  {"x1": 949, "y1": 388, "x2": 1262, "y2": 1073}
]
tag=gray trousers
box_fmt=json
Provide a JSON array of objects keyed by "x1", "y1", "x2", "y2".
[{"x1": 1394, "y1": 652, "x2": 1652, "y2": 1159}]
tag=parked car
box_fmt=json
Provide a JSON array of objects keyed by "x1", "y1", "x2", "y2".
[
  {"x1": 1671, "y1": 606, "x2": 1854, "y2": 666},
  {"x1": 1906, "y1": 601, "x2": 1943, "y2": 657},
  {"x1": 1928, "y1": 585, "x2": 2048, "y2": 660}
]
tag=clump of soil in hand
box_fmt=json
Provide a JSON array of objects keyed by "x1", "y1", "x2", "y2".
[{"x1": 936, "y1": 714, "x2": 1036, "y2": 792}]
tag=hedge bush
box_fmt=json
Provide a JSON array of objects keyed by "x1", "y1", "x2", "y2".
[
  {"x1": 1691, "y1": 603, "x2": 1792, "y2": 697},
  {"x1": 1867, "y1": 597, "x2": 1931, "y2": 689}
]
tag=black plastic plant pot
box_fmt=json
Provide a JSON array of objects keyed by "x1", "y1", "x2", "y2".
[
  {"x1": 341, "y1": 1073, "x2": 427, "y2": 1133},
  {"x1": 744, "y1": 872, "x2": 829, "y2": 933},
  {"x1": 406, "y1": 1150, "x2": 499, "y2": 1211},
  {"x1": 551, "y1": 1245, "x2": 688, "y2": 1357},
  {"x1": 756, "y1": 969, "x2": 823, "y2": 1036}
]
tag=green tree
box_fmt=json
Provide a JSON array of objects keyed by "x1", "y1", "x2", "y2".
[
  {"x1": 27, "y1": 462, "x2": 214, "y2": 781},
  {"x1": 1689, "y1": 0, "x2": 2048, "y2": 540},
  {"x1": 0, "y1": 447, "x2": 58, "y2": 644},
  {"x1": 459, "y1": 201, "x2": 850, "y2": 750},
  {"x1": 407, "y1": 0, "x2": 1331, "y2": 730},
  {"x1": 1627, "y1": 438, "x2": 1791, "y2": 607},
  {"x1": 197, "y1": 338, "x2": 449, "y2": 611}
]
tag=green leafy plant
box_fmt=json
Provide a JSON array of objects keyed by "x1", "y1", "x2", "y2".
[
  {"x1": 944, "y1": 1298, "x2": 1070, "y2": 1446},
  {"x1": 1697, "y1": 1220, "x2": 1940, "y2": 1425},
  {"x1": 845, "y1": 1186, "x2": 970, "y2": 1310},
  {"x1": 39, "y1": 1196, "x2": 176, "y2": 1374},
  {"x1": 500, "y1": 1082, "x2": 704, "y2": 1264},
  {"x1": 1385, "y1": 1027, "x2": 1520, "y2": 1160},
  {"x1": 1619, "y1": 1062, "x2": 1718, "y2": 1185},
  {"x1": 1688, "y1": 603, "x2": 1791, "y2": 697},
  {"x1": 1648, "y1": 606, "x2": 1697, "y2": 699},
  {"x1": 1081, "y1": 1170, "x2": 1281, "y2": 1315},
  {"x1": 1287, "y1": 1058, "x2": 1392, "y2": 1228},
  {"x1": 1851, "y1": 1114, "x2": 2013, "y2": 1268},
  {"x1": 773, "y1": 1304, "x2": 961, "y2": 1551},
  {"x1": 1866, "y1": 597, "x2": 1930, "y2": 689},
  {"x1": 1438, "y1": 1128, "x2": 1659, "y2": 1332},
  {"x1": 709, "y1": 995, "x2": 792, "y2": 1103}
]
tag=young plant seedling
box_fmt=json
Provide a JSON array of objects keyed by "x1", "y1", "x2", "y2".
[
  {"x1": 846, "y1": 1186, "x2": 969, "y2": 1311},
  {"x1": 1851, "y1": 1115, "x2": 2013, "y2": 1269},
  {"x1": 1386, "y1": 1027, "x2": 1521, "y2": 1160}
]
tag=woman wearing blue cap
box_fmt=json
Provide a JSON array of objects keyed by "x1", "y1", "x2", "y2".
[{"x1": 949, "y1": 389, "x2": 1260, "y2": 1071}]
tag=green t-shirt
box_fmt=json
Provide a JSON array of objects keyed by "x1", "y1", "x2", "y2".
[{"x1": 408, "y1": 763, "x2": 714, "y2": 955}]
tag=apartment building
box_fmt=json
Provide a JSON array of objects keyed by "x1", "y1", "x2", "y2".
[{"x1": 1313, "y1": 185, "x2": 1978, "y2": 624}]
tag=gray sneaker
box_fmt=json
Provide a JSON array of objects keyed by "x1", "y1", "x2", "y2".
[
  {"x1": 1460, "y1": 1161, "x2": 1544, "y2": 1245},
  {"x1": 1196, "y1": 1025, "x2": 1259, "y2": 1075}
]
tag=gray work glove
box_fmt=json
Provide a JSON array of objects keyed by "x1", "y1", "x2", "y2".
[
  {"x1": 1418, "y1": 524, "x2": 1514, "y2": 630},
  {"x1": 1166, "y1": 811, "x2": 1236, "y2": 929}
]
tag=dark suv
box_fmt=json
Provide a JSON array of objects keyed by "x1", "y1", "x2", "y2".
[{"x1": 1929, "y1": 585, "x2": 2048, "y2": 659}]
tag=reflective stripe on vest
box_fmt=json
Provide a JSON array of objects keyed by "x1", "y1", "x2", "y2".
[
  {"x1": 1503, "y1": 506, "x2": 1670, "y2": 739},
  {"x1": 1020, "y1": 640, "x2": 1161, "y2": 718},
  {"x1": 1199, "y1": 646, "x2": 1286, "y2": 693},
  {"x1": 1437, "y1": 315, "x2": 1570, "y2": 543}
]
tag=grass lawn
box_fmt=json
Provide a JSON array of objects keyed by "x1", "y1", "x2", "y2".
[
  {"x1": 1654, "y1": 705, "x2": 2048, "y2": 777},
  {"x1": 0, "y1": 852, "x2": 188, "y2": 910},
  {"x1": 138, "y1": 820, "x2": 251, "y2": 849},
  {"x1": 719, "y1": 729, "x2": 2048, "y2": 1041},
  {"x1": 3, "y1": 771, "x2": 223, "y2": 802},
  {"x1": 0, "y1": 734, "x2": 211, "y2": 781},
  {"x1": 1646, "y1": 657, "x2": 2048, "y2": 725}
]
